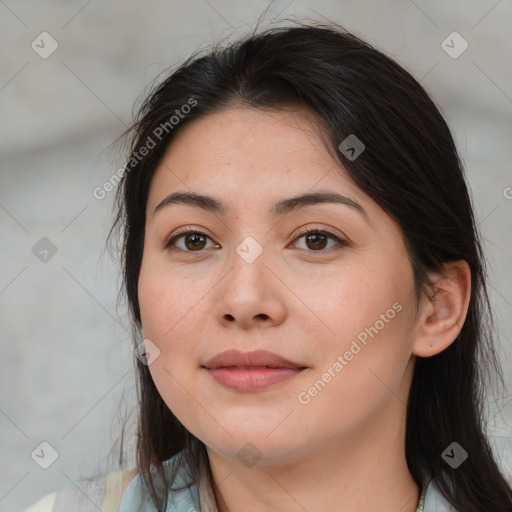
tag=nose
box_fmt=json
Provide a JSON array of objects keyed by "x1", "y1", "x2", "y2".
[{"x1": 214, "y1": 238, "x2": 287, "y2": 329}]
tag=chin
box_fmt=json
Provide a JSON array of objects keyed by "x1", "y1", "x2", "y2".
[{"x1": 200, "y1": 427, "x2": 309, "y2": 466}]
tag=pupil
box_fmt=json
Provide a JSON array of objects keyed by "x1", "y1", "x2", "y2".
[
  {"x1": 186, "y1": 233, "x2": 205, "y2": 250},
  {"x1": 307, "y1": 233, "x2": 326, "y2": 250}
]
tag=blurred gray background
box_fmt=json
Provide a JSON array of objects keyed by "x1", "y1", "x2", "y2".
[{"x1": 1, "y1": 1, "x2": 511, "y2": 510}]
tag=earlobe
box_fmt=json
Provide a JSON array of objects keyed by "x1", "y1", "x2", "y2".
[{"x1": 412, "y1": 260, "x2": 471, "y2": 358}]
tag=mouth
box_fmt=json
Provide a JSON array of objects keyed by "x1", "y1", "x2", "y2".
[
  {"x1": 202, "y1": 349, "x2": 308, "y2": 392},
  {"x1": 216, "y1": 365, "x2": 290, "y2": 369}
]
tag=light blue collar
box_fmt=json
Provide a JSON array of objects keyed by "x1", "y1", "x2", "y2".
[
  {"x1": 119, "y1": 454, "x2": 454, "y2": 511},
  {"x1": 419, "y1": 476, "x2": 455, "y2": 511},
  {"x1": 118, "y1": 453, "x2": 199, "y2": 512}
]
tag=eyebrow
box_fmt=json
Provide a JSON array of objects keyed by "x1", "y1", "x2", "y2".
[{"x1": 153, "y1": 190, "x2": 369, "y2": 223}]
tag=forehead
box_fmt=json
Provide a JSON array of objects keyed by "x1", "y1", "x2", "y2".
[{"x1": 147, "y1": 106, "x2": 361, "y2": 205}]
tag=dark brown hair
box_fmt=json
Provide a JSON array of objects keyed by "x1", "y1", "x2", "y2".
[{"x1": 108, "y1": 19, "x2": 512, "y2": 512}]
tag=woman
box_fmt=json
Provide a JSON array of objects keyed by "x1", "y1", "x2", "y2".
[{"x1": 22, "y1": 20, "x2": 512, "y2": 512}]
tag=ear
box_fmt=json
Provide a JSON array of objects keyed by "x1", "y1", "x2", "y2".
[{"x1": 412, "y1": 260, "x2": 471, "y2": 358}]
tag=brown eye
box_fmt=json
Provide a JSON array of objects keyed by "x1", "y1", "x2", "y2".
[
  {"x1": 165, "y1": 228, "x2": 346, "y2": 254},
  {"x1": 305, "y1": 232, "x2": 328, "y2": 250},
  {"x1": 292, "y1": 229, "x2": 347, "y2": 252},
  {"x1": 183, "y1": 232, "x2": 207, "y2": 250},
  {"x1": 165, "y1": 229, "x2": 217, "y2": 252}
]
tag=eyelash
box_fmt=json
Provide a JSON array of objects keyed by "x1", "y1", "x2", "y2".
[{"x1": 164, "y1": 227, "x2": 348, "y2": 254}]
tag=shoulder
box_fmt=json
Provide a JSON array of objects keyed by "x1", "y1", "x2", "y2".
[
  {"x1": 118, "y1": 453, "x2": 200, "y2": 512},
  {"x1": 19, "y1": 492, "x2": 57, "y2": 512},
  {"x1": 102, "y1": 468, "x2": 139, "y2": 511},
  {"x1": 420, "y1": 477, "x2": 456, "y2": 512},
  {"x1": 18, "y1": 468, "x2": 138, "y2": 512}
]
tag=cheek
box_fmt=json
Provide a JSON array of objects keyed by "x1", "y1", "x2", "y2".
[
  {"x1": 137, "y1": 260, "x2": 202, "y2": 400},
  {"x1": 137, "y1": 255, "x2": 203, "y2": 341},
  {"x1": 138, "y1": 277, "x2": 173, "y2": 340},
  {"x1": 294, "y1": 306, "x2": 414, "y2": 445},
  {"x1": 308, "y1": 261, "x2": 398, "y2": 347},
  {"x1": 303, "y1": 259, "x2": 414, "y2": 400},
  {"x1": 138, "y1": 267, "x2": 206, "y2": 430}
]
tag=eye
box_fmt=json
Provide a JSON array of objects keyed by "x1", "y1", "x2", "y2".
[
  {"x1": 165, "y1": 228, "x2": 219, "y2": 252},
  {"x1": 165, "y1": 227, "x2": 347, "y2": 254},
  {"x1": 291, "y1": 228, "x2": 347, "y2": 253}
]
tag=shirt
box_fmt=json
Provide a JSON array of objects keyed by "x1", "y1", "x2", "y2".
[{"x1": 20, "y1": 453, "x2": 455, "y2": 511}]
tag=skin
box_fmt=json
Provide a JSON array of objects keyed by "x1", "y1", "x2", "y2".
[{"x1": 137, "y1": 106, "x2": 471, "y2": 512}]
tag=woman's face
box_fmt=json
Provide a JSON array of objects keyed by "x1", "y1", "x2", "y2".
[{"x1": 138, "y1": 106, "x2": 420, "y2": 465}]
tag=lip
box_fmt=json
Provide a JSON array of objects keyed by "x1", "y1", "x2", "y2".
[{"x1": 202, "y1": 349, "x2": 308, "y2": 392}]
